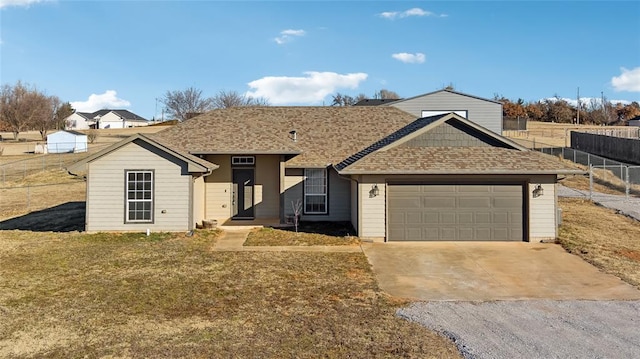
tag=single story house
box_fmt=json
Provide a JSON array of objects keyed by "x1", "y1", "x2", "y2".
[
  {"x1": 47, "y1": 130, "x2": 88, "y2": 153},
  {"x1": 65, "y1": 109, "x2": 149, "y2": 130},
  {"x1": 69, "y1": 106, "x2": 581, "y2": 242}
]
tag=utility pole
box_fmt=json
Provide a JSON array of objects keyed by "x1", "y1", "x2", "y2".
[
  {"x1": 576, "y1": 87, "x2": 580, "y2": 125},
  {"x1": 601, "y1": 91, "x2": 607, "y2": 124}
]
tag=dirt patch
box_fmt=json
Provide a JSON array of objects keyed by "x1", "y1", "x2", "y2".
[{"x1": 617, "y1": 250, "x2": 640, "y2": 262}]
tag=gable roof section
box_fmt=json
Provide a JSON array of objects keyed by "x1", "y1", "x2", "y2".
[
  {"x1": 75, "y1": 112, "x2": 94, "y2": 120},
  {"x1": 67, "y1": 134, "x2": 217, "y2": 175},
  {"x1": 86, "y1": 109, "x2": 148, "y2": 121},
  {"x1": 384, "y1": 89, "x2": 502, "y2": 106},
  {"x1": 153, "y1": 106, "x2": 418, "y2": 167},
  {"x1": 336, "y1": 113, "x2": 582, "y2": 175}
]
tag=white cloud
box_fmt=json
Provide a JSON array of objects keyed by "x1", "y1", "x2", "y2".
[
  {"x1": 71, "y1": 90, "x2": 131, "y2": 112},
  {"x1": 611, "y1": 67, "x2": 640, "y2": 92},
  {"x1": 392, "y1": 52, "x2": 426, "y2": 64},
  {"x1": 245, "y1": 71, "x2": 368, "y2": 105},
  {"x1": 378, "y1": 7, "x2": 446, "y2": 20},
  {"x1": 274, "y1": 29, "x2": 305, "y2": 45},
  {"x1": 0, "y1": 0, "x2": 51, "y2": 9}
]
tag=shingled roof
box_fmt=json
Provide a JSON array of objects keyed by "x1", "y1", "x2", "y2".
[
  {"x1": 335, "y1": 113, "x2": 581, "y2": 175},
  {"x1": 67, "y1": 134, "x2": 217, "y2": 175},
  {"x1": 337, "y1": 147, "x2": 583, "y2": 175},
  {"x1": 150, "y1": 106, "x2": 580, "y2": 175},
  {"x1": 153, "y1": 106, "x2": 418, "y2": 167}
]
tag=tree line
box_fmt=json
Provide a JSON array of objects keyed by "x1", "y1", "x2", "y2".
[{"x1": 496, "y1": 95, "x2": 640, "y2": 125}]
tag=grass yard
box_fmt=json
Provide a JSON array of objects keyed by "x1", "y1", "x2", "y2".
[
  {"x1": 245, "y1": 222, "x2": 360, "y2": 246},
  {"x1": 558, "y1": 198, "x2": 640, "y2": 288},
  {"x1": 0, "y1": 230, "x2": 460, "y2": 358}
]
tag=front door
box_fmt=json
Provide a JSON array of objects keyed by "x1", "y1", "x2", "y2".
[{"x1": 232, "y1": 168, "x2": 255, "y2": 219}]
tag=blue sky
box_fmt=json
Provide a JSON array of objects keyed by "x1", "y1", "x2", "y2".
[{"x1": 1, "y1": 0, "x2": 639, "y2": 120}]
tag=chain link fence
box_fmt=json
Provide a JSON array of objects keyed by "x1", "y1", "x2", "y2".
[
  {"x1": 1, "y1": 181, "x2": 86, "y2": 220},
  {"x1": 516, "y1": 138, "x2": 640, "y2": 199},
  {"x1": 0, "y1": 153, "x2": 89, "y2": 184}
]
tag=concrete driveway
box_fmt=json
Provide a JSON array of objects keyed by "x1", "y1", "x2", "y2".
[{"x1": 361, "y1": 241, "x2": 640, "y2": 301}]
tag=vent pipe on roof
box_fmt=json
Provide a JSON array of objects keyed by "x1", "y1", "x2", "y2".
[{"x1": 289, "y1": 130, "x2": 297, "y2": 142}]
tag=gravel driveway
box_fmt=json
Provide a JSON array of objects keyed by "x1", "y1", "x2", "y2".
[{"x1": 399, "y1": 300, "x2": 640, "y2": 359}]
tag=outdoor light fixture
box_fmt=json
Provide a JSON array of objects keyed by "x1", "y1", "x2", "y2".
[
  {"x1": 370, "y1": 184, "x2": 380, "y2": 197},
  {"x1": 532, "y1": 184, "x2": 544, "y2": 198}
]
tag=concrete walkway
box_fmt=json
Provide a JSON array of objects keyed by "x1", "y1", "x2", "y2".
[
  {"x1": 558, "y1": 185, "x2": 640, "y2": 221},
  {"x1": 212, "y1": 229, "x2": 362, "y2": 253}
]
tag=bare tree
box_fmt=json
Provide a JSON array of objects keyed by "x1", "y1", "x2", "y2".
[
  {"x1": 0, "y1": 81, "x2": 54, "y2": 140},
  {"x1": 212, "y1": 90, "x2": 269, "y2": 109},
  {"x1": 374, "y1": 89, "x2": 400, "y2": 100},
  {"x1": 33, "y1": 95, "x2": 61, "y2": 140},
  {"x1": 161, "y1": 87, "x2": 215, "y2": 122},
  {"x1": 331, "y1": 92, "x2": 356, "y2": 106},
  {"x1": 291, "y1": 199, "x2": 302, "y2": 234}
]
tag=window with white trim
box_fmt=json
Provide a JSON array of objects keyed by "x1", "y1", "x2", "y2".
[
  {"x1": 126, "y1": 170, "x2": 153, "y2": 222},
  {"x1": 304, "y1": 168, "x2": 327, "y2": 214}
]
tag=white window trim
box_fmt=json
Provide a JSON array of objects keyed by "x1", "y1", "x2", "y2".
[
  {"x1": 303, "y1": 168, "x2": 327, "y2": 215},
  {"x1": 125, "y1": 170, "x2": 154, "y2": 223}
]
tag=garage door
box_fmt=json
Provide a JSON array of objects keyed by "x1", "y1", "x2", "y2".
[{"x1": 388, "y1": 184, "x2": 523, "y2": 241}]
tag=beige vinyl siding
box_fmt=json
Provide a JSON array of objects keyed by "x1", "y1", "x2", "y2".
[
  {"x1": 359, "y1": 175, "x2": 387, "y2": 239},
  {"x1": 255, "y1": 155, "x2": 280, "y2": 218},
  {"x1": 86, "y1": 141, "x2": 191, "y2": 232},
  {"x1": 193, "y1": 175, "x2": 206, "y2": 226},
  {"x1": 283, "y1": 168, "x2": 303, "y2": 219},
  {"x1": 528, "y1": 175, "x2": 558, "y2": 241},
  {"x1": 390, "y1": 91, "x2": 502, "y2": 134},
  {"x1": 204, "y1": 155, "x2": 232, "y2": 224},
  {"x1": 204, "y1": 154, "x2": 281, "y2": 223},
  {"x1": 283, "y1": 168, "x2": 351, "y2": 221}
]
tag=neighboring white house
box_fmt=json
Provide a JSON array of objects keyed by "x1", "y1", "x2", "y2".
[
  {"x1": 64, "y1": 112, "x2": 95, "y2": 130},
  {"x1": 47, "y1": 130, "x2": 88, "y2": 153},
  {"x1": 65, "y1": 109, "x2": 149, "y2": 130}
]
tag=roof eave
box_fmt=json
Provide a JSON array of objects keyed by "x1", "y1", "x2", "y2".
[
  {"x1": 190, "y1": 150, "x2": 302, "y2": 155},
  {"x1": 337, "y1": 169, "x2": 587, "y2": 176}
]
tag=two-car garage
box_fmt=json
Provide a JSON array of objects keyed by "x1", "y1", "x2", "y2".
[{"x1": 387, "y1": 183, "x2": 525, "y2": 241}]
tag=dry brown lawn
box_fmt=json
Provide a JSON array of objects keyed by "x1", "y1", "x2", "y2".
[
  {"x1": 246, "y1": 224, "x2": 360, "y2": 246},
  {"x1": 0, "y1": 230, "x2": 460, "y2": 358},
  {"x1": 558, "y1": 198, "x2": 640, "y2": 288},
  {"x1": 0, "y1": 169, "x2": 86, "y2": 221},
  {"x1": 504, "y1": 121, "x2": 632, "y2": 148}
]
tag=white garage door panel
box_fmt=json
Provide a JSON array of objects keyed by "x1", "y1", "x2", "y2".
[{"x1": 388, "y1": 184, "x2": 524, "y2": 241}]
